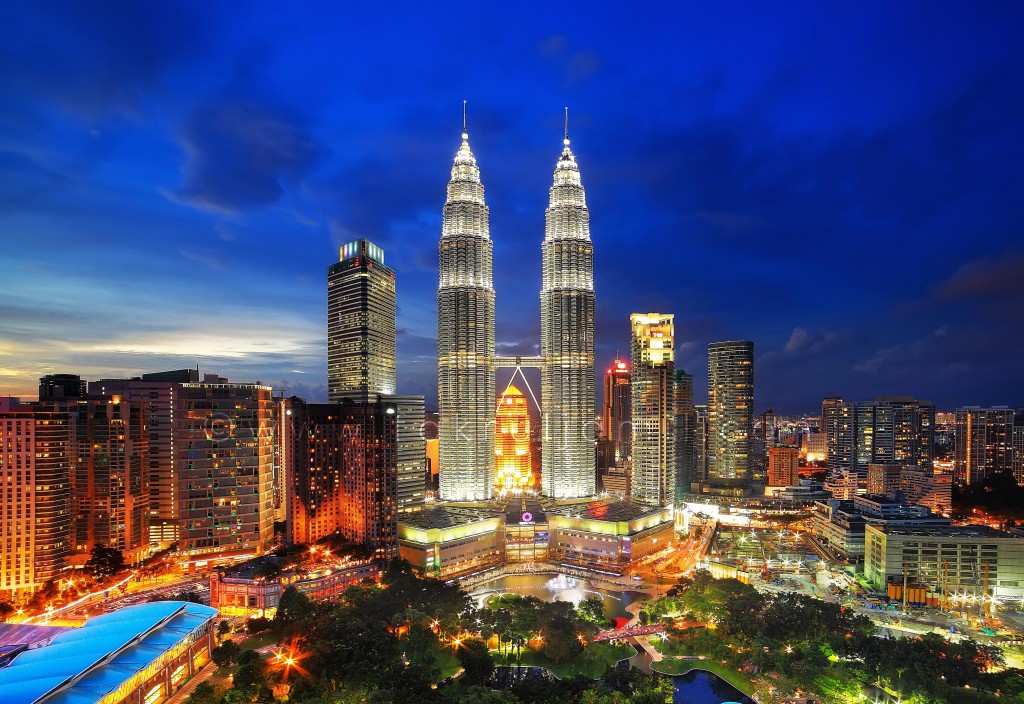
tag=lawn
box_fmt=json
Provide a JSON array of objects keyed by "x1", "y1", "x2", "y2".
[
  {"x1": 495, "y1": 641, "x2": 635, "y2": 680},
  {"x1": 238, "y1": 631, "x2": 278, "y2": 653}
]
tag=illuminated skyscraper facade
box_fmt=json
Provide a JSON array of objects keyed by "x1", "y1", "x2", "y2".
[
  {"x1": 437, "y1": 127, "x2": 496, "y2": 501},
  {"x1": 328, "y1": 239, "x2": 396, "y2": 401},
  {"x1": 601, "y1": 359, "x2": 631, "y2": 463},
  {"x1": 0, "y1": 406, "x2": 71, "y2": 599},
  {"x1": 707, "y1": 340, "x2": 754, "y2": 485},
  {"x1": 674, "y1": 369, "x2": 697, "y2": 497},
  {"x1": 541, "y1": 129, "x2": 596, "y2": 498},
  {"x1": 495, "y1": 385, "x2": 534, "y2": 493},
  {"x1": 630, "y1": 314, "x2": 675, "y2": 506},
  {"x1": 285, "y1": 398, "x2": 398, "y2": 559},
  {"x1": 954, "y1": 406, "x2": 1015, "y2": 485},
  {"x1": 177, "y1": 382, "x2": 275, "y2": 555}
]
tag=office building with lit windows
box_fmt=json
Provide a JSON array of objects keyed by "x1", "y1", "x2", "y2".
[
  {"x1": 824, "y1": 396, "x2": 935, "y2": 480},
  {"x1": 495, "y1": 385, "x2": 534, "y2": 493},
  {"x1": 65, "y1": 398, "x2": 150, "y2": 563},
  {"x1": 541, "y1": 128, "x2": 596, "y2": 499},
  {"x1": 90, "y1": 368, "x2": 200, "y2": 546},
  {"x1": 176, "y1": 381, "x2": 275, "y2": 555},
  {"x1": 601, "y1": 358, "x2": 631, "y2": 463},
  {"x1": 674, "y1": 369, "x2": 697, "y2": 497},
  {"x1": 328, "y1": 238, "x2": 396, "y2": 401},
  {"x1": 707, "y1": 340, "x2": 754, "y2": 487},
  {"x1": 954, "y1": 406, "x2": 1015, "y2": 485},
  {"x1": 437, "y1": 126, "x2": 496, "y2": 502},
  {"x1": 629, "y1": 313, "x2": 675, "y2": 506},
  {"x1": 0, "y1": 405, "x2": 71, "y2": 600},
  {"x1": 285, "y1": 398, "x2": 398, "y2": 560}
]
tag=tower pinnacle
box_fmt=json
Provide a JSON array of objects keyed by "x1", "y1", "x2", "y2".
[
  {"x1": 564, "y1": 106, "x2": 570, "y2": 146},
  {"x1": 462, "y1": 100, "x2": 468, "y2": 141}
]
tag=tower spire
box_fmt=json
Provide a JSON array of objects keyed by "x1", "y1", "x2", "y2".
[
  {"x1": 462, "y1": 100, "x2": 468, "y2": 139},
  {"x1": 564, "y1": 106, "x2": 569, "y2": 145}
]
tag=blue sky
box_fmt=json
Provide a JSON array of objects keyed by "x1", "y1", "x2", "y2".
[{"x1": 1, "y1": 1, "x2": 1022, "y2": 413}]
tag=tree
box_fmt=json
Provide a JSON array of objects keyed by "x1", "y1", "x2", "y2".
[
  {"x1": 578, "y1": 596, "x2": 606, "y2": 626},
  {"x1": 0, "y1": 601, "x2": 15, "y2": 623},
  {"x1": 85, "y1": 544, "x2": 125, "y2": 579},
  {"x1": 273, "y1": 586, "x2": 314, "y2": 638},
  {"x1": 217, "y1": 619, "x2": 232, "y2": 641},
  {"x1": 185, "y1": 681, "x2": 220, "y2": 704},
  {"x1": 456, "y1": 637, "x2": 494, "y2": 686},
  {"x1": 211, "y1": 640, "x2": 241, "y2": 667}
]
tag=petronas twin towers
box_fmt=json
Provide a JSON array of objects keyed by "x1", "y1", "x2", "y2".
[{"x1": 438, "y1": 115, "x2": 595, "y2": 502}]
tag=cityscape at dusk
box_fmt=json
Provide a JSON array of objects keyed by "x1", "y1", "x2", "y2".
[{"x1": 2, "y1": 3, "x2": 1024, "y2": 704}]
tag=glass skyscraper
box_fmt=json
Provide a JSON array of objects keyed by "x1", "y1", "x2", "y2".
[
  {"x1": 541, "y1": 128, "x2": 596, "y2": 499},
  {"x1": 630, "y1": 313, "x2": 675, "y2": 506},
  {"x1": 707, "y1": 340, "x2": 754, "y2": 486},
  {"x1": 328, "y1": 239, "x2": 396, "y2": 401},
  {"x1": 437, "y1": 126, "x2": 496, "y2": 501}
]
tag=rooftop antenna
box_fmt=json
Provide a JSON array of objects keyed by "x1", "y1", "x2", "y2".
[
  {"x1": 462, "y1": 100, "x2": 468, "y2": 139},
  {"x1": 564, "y1": 106, "x2": 570, "y2": 146}
]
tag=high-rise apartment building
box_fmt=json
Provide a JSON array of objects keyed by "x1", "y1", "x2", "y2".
[
  {"x1": 328, "y1": 239, "x2": 396, "y2": 400},
  {"x1": 437, "y1": 125, "x2": 496, "y2": 502},
  {"x1": 694, "y1": 404, "x2": 709, "y2": 483},
  {"x1": 1014, "y1": 412, "x2": 1024, "y2": 486},
  {"x1": 495, "y1": 385, "x2": 534, "y2": 493},
  {"x1": 629, "y1": 314, "x2": 675, "y2": 506},
  {"x1": 285, "y1": 398, "x2": 398, "y2": 559},
  {"x1": 707, "y1": 341, "x2": 754, "y2": 486},
  {"x1": 176, "y1": 382, "x2": 274, "y2": 555},
  {"x1": 601, "y1": 359, "x2": 631, "y2": 463},
  {"x1": 0, "y1": 406, "x2": 72, "y2": 599},
  {"x1": 767, "y1": 446, "x2": 800, "y2": 487},
  {"x1": 66, "y1": 398, "x2": 149, "y2": 561},
  {"x1": 674, "y1": 369, "x2": 697, "y2": 497},
  {"x1": 954, "y1": 406, "x2": 1015, "y2": 485},
  {"x1": 825, "y1": 397, "x2": 936, "y2": 479},
  {"x1": 866, "y1": 463, "x2": 903, "y2": 497},
  {"x1": 541, "y1": 126, "x2": 596, "y2": 499},
  {"x1": 391, "y1": 395, "x2": 426, "y2": 513}
]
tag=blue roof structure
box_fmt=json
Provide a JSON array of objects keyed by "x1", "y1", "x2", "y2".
[{"x1": 0, "y1": 601, "x2": 218, "y2": 704}]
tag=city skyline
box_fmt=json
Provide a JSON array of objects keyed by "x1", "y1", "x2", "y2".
[{"x1": 2, "y1": 3, "x2": 1023, "y2": 414}]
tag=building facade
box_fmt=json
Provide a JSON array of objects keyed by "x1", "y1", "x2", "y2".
[
  {"x1": 601, "y1": 358, "x2": 631, "y2": 464},
  {"x1": 541, "y1": 129, "x2": 596, "y2": 499},
  {"x1": 67, "y1": 398, "x2": 150, "y2": 562},
  {"x1": 437, "y1": 127, "x2": 496, "y2": 502},
  {"x1": 954, "y1": 406, "x2": 1015, "y2": 485},
  {"x1": 0, "y1": 407, "x2": 71, "y2": 599},
  {"x1": 286, "y1": 399, "x2": 398, "y2": 560},
  {"x1": 176, "y1": 382, "x2": 275, "y2": 555},
  {"x1": 825, "y1": 397, "x2": 935, "y2": 479},
  {"x1": 767, "y1": 446, "x2": 800, "y2": 487},
  {"x1": 629, "y1": 313, "x2": 675, "y2": 506},
  {"x1": 90, "y1": 368, "x2": 200, "y2": 546},
  {"x1": 495, "y1": 385, "x2": 534, "y2": 493},
  {"x1": 707, "y1": 341, "x2": 754, "y2": 486},
  {"x1": 674, "y1": 369, "x2": 697, "y2": 497},
  {"x1": 328, "y1": 239, "x2": 397, "y2": 401}
]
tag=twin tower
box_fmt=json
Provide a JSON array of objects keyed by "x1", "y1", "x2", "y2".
[{"x1": 438, "y1": 117, "x2": 596, "y2": 502}]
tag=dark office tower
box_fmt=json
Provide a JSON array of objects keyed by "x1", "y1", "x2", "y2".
[
  {"x1": 90, "y1": 368, "x2": 199, "y2": 546},
  {"x1": 707, "y1": 341, "x2": 754, "y2": 486},
  {"x1": 954, "y1": 406, "x2": 1015, "y2": 485},
  {"x1": 67, "y1": 398, "x2": 150, "y2": 560},
  {"x1": 541, "y1": 120, "x2": 596, "y2": 499},
  {"x1": 822, "y1": 396, "x2": 850, "y2": 473},
  {"x1": 38, "y1": 374, "x2": 86, "y2": 401},
  {"x1": 1013, "y1": 412, "x2": 1024, "y2": 486},
  {"x1": 328, "y1": 239, "x2": 396, "y2": 401},
  {"x1": 0, "y1": 406, "x2": 71, "y2": 600},
  {"x1": 286, "y1": 398, "x2": 397, "y2": 560},
  {"x1": 601, "y1": 358, "x2": 631, "y2": 463},
  {"x1": 630, "y1": 314, "x2": 675, "y2": 506},
  {"x1": 674, "y1": 369, "x2": 697, "y2": 499},
  {"x1": 437, "y1": 120, "x2": 496, "y2": 501},
  {"x1": 176, "y1": 381, "x2": 275, "y2": 555}
]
